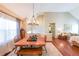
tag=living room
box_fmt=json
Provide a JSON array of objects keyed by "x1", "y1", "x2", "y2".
[{"x1": 0, "y1": 3, "x2": 79, "y2": 56}]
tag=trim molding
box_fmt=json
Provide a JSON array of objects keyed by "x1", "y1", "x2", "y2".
[{"x1": 0, "y1": 4, "x2": 24, "y2": 21}]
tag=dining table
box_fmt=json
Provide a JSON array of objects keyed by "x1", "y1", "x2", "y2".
[
  {"x1": 15, "y1": 36, "x2": 45, "y2": 47},
  {"x1": 14, "y1": 35, "x2": 46, "y2": 55}
]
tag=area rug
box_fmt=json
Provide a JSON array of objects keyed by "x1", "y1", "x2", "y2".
[{"x1": 8, "y1": 42, "x2": 62, "y2": 56}]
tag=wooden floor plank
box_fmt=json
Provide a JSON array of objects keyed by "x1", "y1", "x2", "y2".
[{"x1": 52, "y1": 39, "x2": 79, "y2": 56}]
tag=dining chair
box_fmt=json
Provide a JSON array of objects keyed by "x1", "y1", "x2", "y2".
[{"x1": 14, "y1": 36, "x2": 21, "y2": 53}]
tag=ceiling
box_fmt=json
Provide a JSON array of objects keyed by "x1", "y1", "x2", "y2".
[{"x1": 1, "y1": 3, "x2": 79, "y2": 19}]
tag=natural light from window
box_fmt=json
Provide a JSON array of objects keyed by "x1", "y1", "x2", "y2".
[{"x1": 0, "y1": 17, "x2": 18, "y2": 45}]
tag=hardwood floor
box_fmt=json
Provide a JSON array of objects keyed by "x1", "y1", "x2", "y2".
[{"x1": 52, "y1": 39, "x2": 79, "y2": 56}]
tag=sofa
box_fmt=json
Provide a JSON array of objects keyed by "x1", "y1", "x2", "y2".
[{"x1": 69, "y1": 36, "x2": 79, "y2": 47}]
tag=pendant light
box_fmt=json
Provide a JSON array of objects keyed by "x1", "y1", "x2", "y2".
[{"x1": 28, "y1": 3, "x2": 39, "y2": 25}]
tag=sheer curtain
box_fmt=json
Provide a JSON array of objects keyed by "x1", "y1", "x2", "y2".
[{"x1": 0, "y1": 17, "x2": 19, "y2": 45}]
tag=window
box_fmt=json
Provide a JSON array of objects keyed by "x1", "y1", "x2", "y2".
[
  {"x1": 64, "y1": 23, "x2": 78, "y2": 34},
  {"x1": 71, "y1": 23, "x2": 78, "y2": 34},
  {"x1": 0, "y1": 17, "x2": 19, "y2": 45}
]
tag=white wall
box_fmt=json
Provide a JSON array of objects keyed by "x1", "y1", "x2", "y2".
[
  {"x1": 43, "y1": 12, "x2": 79, "y2": 35},
  {"x1": 27, "y1": 15, "x2": 46, "y2": 34},
  {"x1": 27, "y1": 12, "x2": 79, "y2": 34},
  {"x1": 69, "y1": 7, "x2": 79, "y2": 20},
  {"x1": 26, "y1": 12, "x2": 79, "y2": 41}
]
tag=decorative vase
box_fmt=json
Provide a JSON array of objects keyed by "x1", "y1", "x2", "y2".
[{"x1": 31, "y1": 35, "x2": 37, "y2": 41}]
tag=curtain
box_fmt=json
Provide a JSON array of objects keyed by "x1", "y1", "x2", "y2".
[{"x1": 0, "y1": 17, "x2": 19, "y2": 45}]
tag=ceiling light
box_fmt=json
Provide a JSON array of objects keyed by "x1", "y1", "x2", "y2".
[{"x1": 28, "y1": 3, "x2": 39, "y2": 25}]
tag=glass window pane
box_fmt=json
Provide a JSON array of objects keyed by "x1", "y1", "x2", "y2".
[{"x1": 0, "y1": 17, "x2": 19, "y2": 45}]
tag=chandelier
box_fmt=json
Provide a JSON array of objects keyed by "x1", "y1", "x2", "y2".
[{"x1": 28, "y1": 3, "x2": 39, "y2": 25}]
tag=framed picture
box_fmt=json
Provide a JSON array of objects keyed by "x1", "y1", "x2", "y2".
[
  {"x1": 48, "y1": 23, "x2": 55, "y2": 35},
  {"x1": 64, "y1": 24, "x2": 72, "y2": 32}
]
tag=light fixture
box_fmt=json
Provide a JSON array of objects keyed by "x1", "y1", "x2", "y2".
[
  {"x1": 27, "y1": 3, "x2": 39, "y2": 34},
  {"x1": 28, "y1": 3, "x2": 39, "y2": 25}
]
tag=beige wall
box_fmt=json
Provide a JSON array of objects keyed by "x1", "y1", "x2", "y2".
[
  {"x1": 26, "y1": 15, "x2": 46, "y2": 34},
  {"x1": 26, "y1": 14, "x2": 54, "y2": 41},
  {"x1": 46, "y1": 12, "x2": 79, "y2": 35},
  {"x1": 19, "y1": 19, "x2": 27, "y2": 30}
]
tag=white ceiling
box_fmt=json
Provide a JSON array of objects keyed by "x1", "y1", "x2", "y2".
[{"x1": 2, "y1": 3, "x2": 79, "y2": 19}]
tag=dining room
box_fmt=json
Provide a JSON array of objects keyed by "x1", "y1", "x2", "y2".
[
  {"x1": 1, "y1": 3, "x2": 79, "y2": 56},
  {"x1": 0, "y1": 3, "x2": 62, "y2": 56}
]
